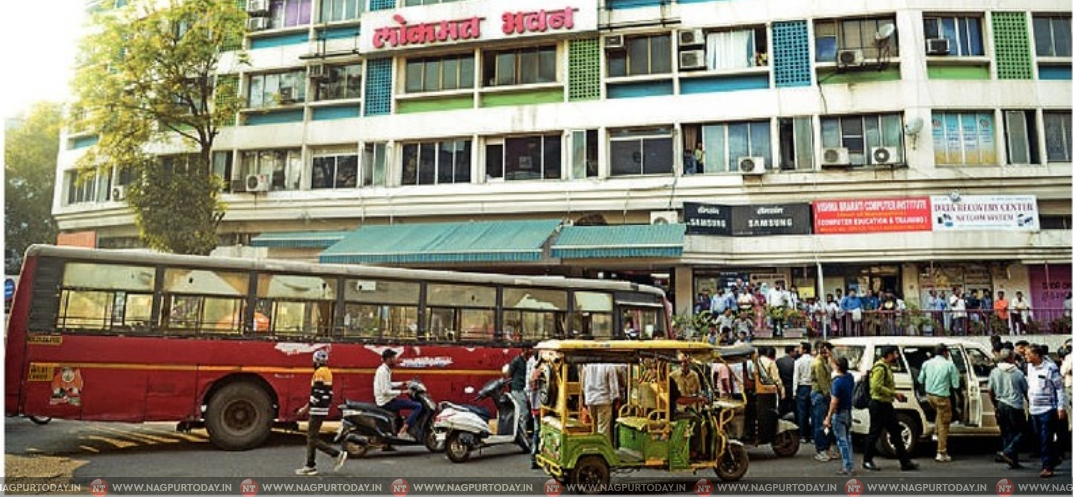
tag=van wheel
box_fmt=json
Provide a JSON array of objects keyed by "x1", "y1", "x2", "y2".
[
  {"x1": 205, "y1": 382, "x2": 273, "y2": 451},
  {"x1": 879, "y1": 413, "x2": 919, "y2": 457},
  {"x1": 714, "y1": 442, "x2": 749, "y2": 481},
  {"x1": 445, "y1": 432, "x2": 471, "y2": 463},
  {"x1": 771, "y1": 430, "x2": 799, "y2": 457},
  {"x1": 570, "y1": 456, "x2": 610, "y2": 492}
]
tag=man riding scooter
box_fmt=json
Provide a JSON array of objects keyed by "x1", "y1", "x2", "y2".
[{"x1": 375, "y1": 349, "x2": 423, "y2": 441}]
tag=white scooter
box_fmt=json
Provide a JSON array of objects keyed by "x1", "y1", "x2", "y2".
[{"x1": 433, "y1": 377, "x2": 530, "y2": 463}]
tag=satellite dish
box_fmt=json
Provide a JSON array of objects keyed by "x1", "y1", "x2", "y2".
[
  {"x1": 904, "y1": 117, "x2": 925, "y2": 136},
  {"x1": 875, "y1": 23, "x2": 896, "y2": 43}
]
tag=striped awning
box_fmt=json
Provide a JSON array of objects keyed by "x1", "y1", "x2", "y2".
[
  {"x1": 250, "y1": 231, "x2": 349, "y2": 249},
  {"x1": 320, "y1": 220, "x2": 561, "y2": 264},
  {"x1": 551, "y1": 224, "x2": 686, "y2": 259}
]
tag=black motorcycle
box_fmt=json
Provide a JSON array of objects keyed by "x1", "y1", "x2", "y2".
[{"x1": 335, "y1": 379, "x2": 443, "y2": 457}]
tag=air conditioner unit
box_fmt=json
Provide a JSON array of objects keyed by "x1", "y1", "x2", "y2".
[
  {"x1": 871, "y1": 146, "x2": 901, "y2": 165},
  {"x1": 679, "y1": 50, "x2": 707, "y2": 70},
  {"x1": 604, "y1": 35, "x2": 625, "y2": 51},
  {"x1": 678, "y1": 29, "x2": 705, "y2": 47},
  {"x1": 309, "y1": 64, "x2": 329, "y2": 81},
  {"x1": 245, "y1": 174, "x2": 271, "y2": 193},
  {"x1": 837, "y1": 49, "x2": 865, "y2": 67},
  {"x1": 246, "y1": 0, "x2": 269, "y2": 16},
  {"x1": 925, "y1": 38, "x2": 951, "y2": 56},
  {"x1": 277, "y1": 87, "x2": 296, "y2": 104},
  {"x1": 821, "y1": 147, "x2": 851, "y2": 167},
  {"x1": 111, "y1": 185, "x2": 127, "y2": 201},
  {"x1": 246, "y1": 17, "x2": 269, "y2": 31},
  {"x1": 650, "y1": 211, "x2": 679, "y2": 225},
  {"x1": 737, "y1": 156, "x2": 766, "y2": 175}
]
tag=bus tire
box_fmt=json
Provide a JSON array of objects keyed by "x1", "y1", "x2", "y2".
[{"x1": 205, "y1": 382, "x2": 274, "y2": 451}]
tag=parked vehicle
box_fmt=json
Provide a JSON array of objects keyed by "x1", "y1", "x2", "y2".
[
  {"x1": 708, "y1": 346, "x2": 799, "y2": 457},
  {"x1": 830, "y1": 337, "x2": 1000, "y2": 456},
  {"x1": 434, "y1": 377, "x2": 530, "y2": 462},
  {"x1": 335, "y1": 379, "x2": 442, "y2": 457},
  {"x1": 534, "y1": 340, "x2": 749, "y2": 492}
]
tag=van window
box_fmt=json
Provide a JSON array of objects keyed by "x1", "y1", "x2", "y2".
[
  {"x1": 964, "y1": 347, "x2": 994, "y2": 378},
  {"x1": 876, "y1": 347, "x2": 909, "y2": 373},
  {"x1": 833, "y1": 345, "x2": 865, "y2": 371}
]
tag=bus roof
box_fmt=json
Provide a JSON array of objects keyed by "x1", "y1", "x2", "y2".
[
  {"x1": 535, "y1": 340, "x2": 756, "y2": 361},
  {"x1": 23, "y1": 244, "x2": 665, "y2": 297}
]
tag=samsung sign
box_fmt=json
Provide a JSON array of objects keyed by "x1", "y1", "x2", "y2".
[{"x1": 684, "y1": 202, "x2": 811, "y2": 236}]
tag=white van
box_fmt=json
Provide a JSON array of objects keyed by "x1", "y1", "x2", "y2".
[{"x1": 830, "y1": 337, "x2": 1000, "y2": 456}]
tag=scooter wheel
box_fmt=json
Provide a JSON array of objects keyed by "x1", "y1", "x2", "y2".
[
  {"x1": 445, "y1": 432, "x2": 471, "y2": 463},
  {"x1": 343, "y1": 440, "x2": 368, "y2": 458}
]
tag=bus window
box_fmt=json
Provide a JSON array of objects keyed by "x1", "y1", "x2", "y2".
[
  {"x1": 161, "y1": 269, "x2": 250, "y2": 335},
  {"x1": 427, "y1": 283, "x2": 495, "y2": 342},
  {"x1": 58, "y1": 262, "x2": 155, "y2": 332},
  {"x1": 621, "y1": 307, "x2": 666, "y2": 339},
  {"x1": 257, "y1": 274, "x2": 337, "y2": 336},
  {"x1": 572, "y1": 291, "x2": 613, "y2": 339},
  {"x1": 503, "y1": 288, "x2": 567, "y2": 342},
  {"x1": 343, "y1": 279, "x2": 420, "y2": 340}
]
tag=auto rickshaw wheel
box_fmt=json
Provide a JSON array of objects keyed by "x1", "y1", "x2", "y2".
[
  {"x1": 569, "y1": 456, "x2": 610, "y2": 492},
  {"x1": 714, "y1": 442, "x2": 749, "y2": 482},
  {"x1": 771, "y1": 430, "x2": 800, "y2": 457}
]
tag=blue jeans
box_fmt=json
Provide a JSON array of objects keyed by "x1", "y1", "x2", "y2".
[
  {"x1": 796, "y1": 386, "x2": 812, "y2": 442},
  {"x1": 382, "y1": 397, "x2": 423, "y2": 430},
  {"x1": 811, "y1": 392, "x2": 832, "y2": 452},
  {"x1": 997, "y1": 403, "x2": 1026, "y2": 462},
  {"x1": 1031, "y1": 409, "x2": 1060, "y2": 471},
  {"x1": 832, "y1": 410, "x2": 854, "y2": 472}
]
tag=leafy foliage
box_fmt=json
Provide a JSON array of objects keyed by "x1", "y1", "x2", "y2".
[
  {"x1": 72, "y1": 0, "x2": 247, "y2": 254},
  {"x1": 4, "y1": 102, "x2": 63, "y2": 273}
]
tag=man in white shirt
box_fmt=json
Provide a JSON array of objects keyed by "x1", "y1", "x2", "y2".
[
  {"x1": 1010, "y1": 291, "x2": 1029, "y2": 335},
  {"x1": 793, "y1": 342, "x2": 814, "y2": 444},
  {"x1": 581, "y1": 363, "x2": 621, "y2": 441},
  {"x1": 374, "y1": 349, "x2": 422, "y2": 440}
]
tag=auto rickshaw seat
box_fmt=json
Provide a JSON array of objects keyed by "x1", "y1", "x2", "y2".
[{"x1": 616, "y1": 416, "x2": 649, "y2": 431}]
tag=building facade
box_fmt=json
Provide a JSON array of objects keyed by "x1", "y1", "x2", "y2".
[{"x1": 56, "y1": 0, "x2": 1072, "y2": 318}]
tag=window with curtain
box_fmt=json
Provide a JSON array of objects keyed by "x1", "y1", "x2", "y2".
[
  {"x1": 401, "y1": 140, "x2": 472, "y2": 185},
  {"x1": 820, "y1": 114, "x2": 904, "y2": 166},
  {"x1": 609, "y1": 127, "x2": 674, "y2": 176},
  {"x1": 213, "y1": 152, "x2": 233, "y2": 192},
  {"x1": 319, "y1": 0, "x2": 361, "y2": 23},
  {"x1": 607, "y1": 34, "x2": 672, "y2": 77},
  {"x1": 1043, "y1": 111, "x2": 1072, "y2": 162},
  {"x1": 482, "y1": 46, "x2": 557, "y2": 86},
  {"x1": 777, "y1": 117, "x2": 815, "y2": 171},
  {"x1": 923, "y1": 15, "x2": 984, "y2": 56},
  {"x1": 269, "y1": 0, "x2": 312, "y2": 29},
  {"x1": 814, "y1": 17, "x2": 899, "y2": 62},
  {"x1": 404, "y1": 54, "x2": 475, "y2": 93},
  {"x1": 698, "y1": 121, "x2": 772, "y2": 173},
  {"x1": 930, "y1": 111, "x2": 996, "y2": 166},
  {"x1": 1033, "y1": 16, "x2": 1072, "y2": 57},
  {"x1": 241, "y1": 149, "x2": 303, "y2": 190},
  {"x1": 704, "y1": 27, "x2": 767, "y2": 70}
]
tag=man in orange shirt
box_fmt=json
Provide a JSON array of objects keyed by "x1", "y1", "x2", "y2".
[{"x1": 994, "y1": 291, "x2": 1010, "y2": 330}]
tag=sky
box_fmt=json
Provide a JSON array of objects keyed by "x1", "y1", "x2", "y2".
[{"x1": 1, "y1": 1, "x2": 87, "y2": 120}]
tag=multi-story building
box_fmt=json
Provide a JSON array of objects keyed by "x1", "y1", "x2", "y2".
[{"x1": 55, "y1": 0, "x2": 1072, "y2": 319}]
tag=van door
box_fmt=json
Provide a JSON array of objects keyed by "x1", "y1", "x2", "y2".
[
  {"x1": 963, "y1": 346, "x2": 997, "y2": 431},
  {"x1": 948, "y1": 347, "x2": 980, "y2": 427}
]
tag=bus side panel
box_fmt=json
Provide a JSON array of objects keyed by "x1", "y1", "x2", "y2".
[
  {"x1": 144, "y1": 369, "x2": 198, "y2": 421},
  {"x1": 4, "y1": 256, "x2": 36, "y2": 416}
]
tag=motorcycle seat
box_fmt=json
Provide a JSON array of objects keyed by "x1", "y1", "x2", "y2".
[
  {"x1": 342, "y1": 400, "x2": 397, "y2": 420},
  {"x1": 442, "y1": 402, "x2": 492, "y2": 420}
]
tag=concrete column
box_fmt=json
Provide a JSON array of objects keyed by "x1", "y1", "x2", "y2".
[{"x1": 674, "y1": 265, "x2": 694, "y2": 317}]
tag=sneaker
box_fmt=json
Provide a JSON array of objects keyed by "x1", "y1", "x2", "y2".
[
  {"x1": 1039, "y1": 469, "x2": 1054, "y2": 478},
  {"x1": 333, "y1": 451, "x2": 348, "y2": 472},
  {"x1": 396, "y1": 432, "x2": 416, "y2": 441},
  {"x1": 295, "y1": 466, "x2": 317, "y2": 476},
  {"x1": 936, "y1": 453, "x2": 952, "y2": 462},
  {"x1": 862, "y1": 461, "x2": 880, "y2": 471},
  {"x1": 814, "y1": 453, "x2": 832, "y2": 462},
  {"x1": 901, "y1": 462, "x2": 920, "y2": 471}
]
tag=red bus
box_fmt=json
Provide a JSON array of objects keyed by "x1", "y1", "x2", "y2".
[{"x1": 5, "y1": 245, "x2": 670, "y2": 450}]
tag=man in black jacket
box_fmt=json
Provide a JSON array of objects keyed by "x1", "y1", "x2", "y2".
[{"x1": 776, "y1": 345, "x2": 798, "y2": 417}]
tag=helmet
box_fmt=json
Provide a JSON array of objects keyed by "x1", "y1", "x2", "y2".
[{"x1": 313, "y1": 350, "x2": 329, "y2": 364}]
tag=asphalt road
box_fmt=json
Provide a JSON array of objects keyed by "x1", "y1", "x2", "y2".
[{"x1": 4, "y1": 418, "x2": 1070, "y2": 490}]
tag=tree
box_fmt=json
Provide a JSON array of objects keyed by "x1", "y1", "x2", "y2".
[
  {"x1": 4, "y1": 102, "x2": 62, "y2": 273},
  {"x1": 72, "y1": 0, "x2": 247, "y2": 254}
]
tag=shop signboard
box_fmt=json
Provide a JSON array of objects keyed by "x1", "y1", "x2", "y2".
[
  {"x1": 684, "y1": 202, "x2": 810, "y2": 236},
  {"x1": 931, "y1": 195, "x2": 1039, "y2": 231},
  {"x1": 813, "y1": 197, "x2": 931, "y2": 234},
  {"x1": 1028, "y1": 265, "x2": 1072, "y2": 315}
]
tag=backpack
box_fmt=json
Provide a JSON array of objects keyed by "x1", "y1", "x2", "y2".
[{"x1": 852, "y1": 368, "x2": 872, "y2": 409}]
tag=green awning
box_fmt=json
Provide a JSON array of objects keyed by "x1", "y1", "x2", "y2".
[
  {"x1": 320, "y1": 220, "x2": 561, "y2": 264},
  {"x1": 250, "y1": 231, "x2": 349, "y2": 249},
  {"x1": 551, "y1": 224, "x2": 686, "y2": 259}
]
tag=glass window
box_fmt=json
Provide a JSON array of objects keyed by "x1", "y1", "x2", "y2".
[
  {"x1": 610, "y1": 127, "x2": 674, "y2": 176},
  {"x1": 931, "y1": 111, "x2": 997, "y2": 166},
  {"x1": 319, "y1": 0, "x2": 360, "y2": 23},
  {"x1": 344, "y1": 279, "x2": 420, "y2": 304},
  {"x1": 1003, "y1": 110, "x2": 1039, "y2": 165},
  {"x1": 240, "y1": 149, "x2": 302, "y2": 191},
  {"x1": 316, "y1": 64, "x2": 361, "y2": 101},
  {"x1": 459, "y1": 309, "x2": 495, "y2": 341},
  {"x1": 482, "y1": 45, "x2": 557, "y2": 86},
  {"x1": 343, "y1": 304, "x2": 418, "y2": 340},
  {"x1": 607, "y1": 34, "x2": 672, "y2": 77},
  {"x1": 257, "y1": 274, "x2": 336, "y2": 300},
  {"x1": 1043, "y1": 111, "x2": 1072, "y2": 162},
  {"x1": 404, "y1": 54, "x2": 475, "y2": 93},
  {"x1": 820, "y1": 114, "x2": 904, "y2": 166},
  {"x1": 362, "y1": 142, "x2": 388, "y2": 187},
  {"x1": 269, "y1": 0, "x2": 312, "y2": 29},
  {"x1": 400, "y1": 140, "x2": 472, "y2": 185},
  {"x1": 621, "y1": 307, "x2": 667, "y2": 339},
  {"x1": 213, "y1": 152, "x2": 233, "y2": 192},
  {"x1": 163, "y1": 269, "x2": 248, "y2": 296},
  {"x1": 65, "y1": 169, "x2": 107, "y2": 205},
  {"x1": 248, "y1": 71, "x2": 307, "y2": 108},
  {"x1": 404, "y1": 0, "x2": 462, "y2": 5},
  {"x1": 697, "y1": 121, "x2": 772, "y2": 173},
  {"x1": 503, "y1": 288, "x2": 568, "y2": 310},
  {"x1": 427, "y1": 283, "x2": 495, "y2": 308},
  {"x1": 486, "y1": 134, "x2": 562, "y2": 181},
  {"x1": 311, "y1": 153, "x2": 359, "y2": 189},
  {"x1": 570, "y1": 130, "x2": 598, "y2": 179},
  {"x1": 504, "y1": 310, "x2": 566, "y2": 341},
  {"x1": 704, "y1": 28, "x2": 767, "y2": 70},
  {"x1": 814, "y1": 17, "x2": 899, "y2": 62},
  {"x1": 923, "y1": 16, "x2": 984, "y2": 56},
  {"x1": 64, "y1": 263, "x2": 155, "y2": 291},
  {"x1": 1034, "y1": 16, "x2": 1072, "y2": 57}
]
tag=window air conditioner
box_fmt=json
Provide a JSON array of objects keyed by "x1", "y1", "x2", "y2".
[
  {"x1": 246, "y1": 0, "x2": 270, "y2": 16},
  {"x1": 246, "y1": 17, "x2": 269, "y2": 31},
  {"x1": 678, "y1": 29, "x2": 705, "y2": 47},
  {"x1": 309, "y1": 64, "x2": 329, "y2": 81},
  {"x1": 245, "y1": 174, "x2": 271, "y2": 193},
  {"x1": 650, "y1": 211, "x2": 679, "y2": 225},
  {"x1": 821, "y1": 147, "x2": 851, "y2": 167},
  {"x1": 925, "y1": 38, "x2": 951, "y2": 56},
  {"x1": 277, "y1": 87, "x2": 296, "y2": 104},
  {"x1": 737, "y1": 156, "x2": 766, "y2": 175},
  {"x1": 679, "y1": 50, "x2": 707, "y2": 70},
  {"x1": 111, "y1": 185, "x2": 127, "y2": 201},
  {"x1": 871, "y1": 146, "x2": 901, "y2": 165},
  {"x1": 837, "y1": 49, "x2": 865, "y2": 67},
  {"x1": 604, "y1": 35, "x2": 625, "y2": 51}
]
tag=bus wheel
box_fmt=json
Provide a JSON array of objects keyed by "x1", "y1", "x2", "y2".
[
  {"x1": 569, "y1": 456, "x2": 610, "y2": 492},
  {"x1": 28, "y1": 415, "x2": 52, "y2": 425},
  {"x1": 205, "y1": 382, "x2": 273, "y2": 451}
]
